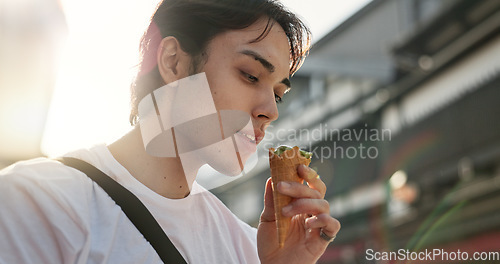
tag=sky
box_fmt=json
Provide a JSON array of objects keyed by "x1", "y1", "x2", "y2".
[{"x1": 41, "y1": 0, "x2": 372, "y2": 157}]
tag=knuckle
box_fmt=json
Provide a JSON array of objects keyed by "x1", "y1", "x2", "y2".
[
  {"x1": 320, "y1": 180, "x2": 327, "y2": 189},
  {"x1": 320, "y1": 199, "x2": 329, "y2": 211},
  {"x1": 333, "y1": 218, "x2": 341, "y2": 231}
]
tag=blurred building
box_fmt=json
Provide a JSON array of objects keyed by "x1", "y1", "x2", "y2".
[
  {"x1": 0, "y1": 0, "x2": 67, "y2": 168},
  {"x1": 213, "y1": 0, "x2": 500, "y2": 263}
]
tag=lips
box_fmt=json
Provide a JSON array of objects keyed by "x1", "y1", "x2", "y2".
[
  {"x1": 237, "y1": 131, "x2": 256, "y2": 143},
  {"x1": 254, "y1": 129, "x2": 265, "y2": 145},
  {"x1": 236, "y1": 129, "x2": 264, "y2": 145}
]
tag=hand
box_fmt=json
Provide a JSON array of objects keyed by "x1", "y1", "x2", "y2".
[{"x1": 257, "y1": 165, "x2": 341, "y2": 264}]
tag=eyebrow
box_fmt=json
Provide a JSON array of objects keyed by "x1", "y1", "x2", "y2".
[{"x1": 239, "y1": 49, "x2": 291, "y2": 89}]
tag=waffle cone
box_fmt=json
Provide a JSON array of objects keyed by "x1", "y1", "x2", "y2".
[{"x1": 269, "y1": 146, "x2": 311, "y2": 248}]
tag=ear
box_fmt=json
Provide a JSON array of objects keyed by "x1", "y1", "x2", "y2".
[{"x1": 157, "y1": 37, "x2": 191, "y2": 84}]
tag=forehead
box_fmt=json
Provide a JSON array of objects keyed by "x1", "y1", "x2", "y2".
[{"x1": 206, "y1": 19, "x2": 291, "y2": 75}]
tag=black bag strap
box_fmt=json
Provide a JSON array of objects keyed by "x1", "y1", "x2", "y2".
[{"x1": 56, "y1": 157, "x2": 187, "y2": 264}]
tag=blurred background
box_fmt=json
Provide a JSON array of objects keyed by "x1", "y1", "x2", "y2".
[
  {"x1": 1, "y1": 0, "x2": 500, "y2": 263},
  {"x1": 213, "y1": 0, "x2": 500, "y2": 263}
]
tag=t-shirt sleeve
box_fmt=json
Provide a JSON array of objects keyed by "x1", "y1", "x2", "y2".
[{"x1": 0, "y1": 160, "x2": 90, "y2": 264}]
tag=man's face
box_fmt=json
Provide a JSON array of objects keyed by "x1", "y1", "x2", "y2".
[
  {"x1": 158, "y1": 18, "x2": 291, "y2": 176},
  {"x1": 197, "y1": 19, "x2": 291, "y2": 175}
]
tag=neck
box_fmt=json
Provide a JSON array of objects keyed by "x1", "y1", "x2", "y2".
[{"x1": 108, "y1": 126, "x2": 199, "y2": 199}]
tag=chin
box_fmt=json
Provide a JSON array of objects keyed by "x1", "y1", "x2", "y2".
[
  {"x1": 188, "y1": 136, "x2": 242, "y2": 176},
  {"x1": 207, "y1": 152, "x2": 245, "y2": 177},
  {"x1": 213, "y1": 166, "x2": 244, "y2": 177},
  {"x1": 208, "y1": 149, "x2": 261, "y2": 177}
]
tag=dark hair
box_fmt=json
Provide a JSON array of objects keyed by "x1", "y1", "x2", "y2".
[{"x1": 129, "y1": 0, "x2": 311, "y2": 125}]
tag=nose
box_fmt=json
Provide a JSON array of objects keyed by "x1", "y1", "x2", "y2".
[{"x1": 253, "y1": 89, "x2": 279, "y2": 124}]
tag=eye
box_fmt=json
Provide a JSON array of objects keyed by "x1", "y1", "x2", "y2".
[
  {"x1": 275, "y1": 94, "x2": 283, "y2": 104},
  {"x1": 242, "y1": 71, "x2": 259, "y2": 83}
]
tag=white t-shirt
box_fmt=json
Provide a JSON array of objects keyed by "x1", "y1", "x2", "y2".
[{"x1": 0, "y1": 144, "x2": 259, "y2": 264}]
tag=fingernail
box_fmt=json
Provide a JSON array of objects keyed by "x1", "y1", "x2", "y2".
[
  {"x1": 298, "y1": 164, "x2": 307, "y2": 175},
  {"x1": 279, "y1": 182, "x2": 290, "y2": 189}
]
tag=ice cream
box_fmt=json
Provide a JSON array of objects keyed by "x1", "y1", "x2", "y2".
[{"x1": 269, "y1": 146, "x2": 312, "y2": 248}]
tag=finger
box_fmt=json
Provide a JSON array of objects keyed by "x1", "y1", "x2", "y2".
[
  {"x1": 305, "y1": 213, "x2": 341, "y2": 237},
  {"x1": 298, "y1": 165, "x2": 327, "y2": 197},
  {"x1": 282, "y1": 198, "x2": 329, "y2": 217},
  {"x1": 277, "y1": 181, "x2": 322, "y2": 199},
  {"x1": 260, "y1": 178, "x2": 276, "y2": 223}
]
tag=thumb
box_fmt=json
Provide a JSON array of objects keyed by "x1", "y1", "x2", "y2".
[{"x1": 260, "y1": 177, "x2": 276, "y2": 222}]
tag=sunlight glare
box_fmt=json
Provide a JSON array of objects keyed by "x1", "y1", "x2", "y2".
[{"x1": 41, "y1": 0, "x2": 160, "y2": 157}]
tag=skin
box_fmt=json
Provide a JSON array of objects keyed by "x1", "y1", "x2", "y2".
[{"x1": 108, "y1": 18, "x2": 340, "y2": 264}]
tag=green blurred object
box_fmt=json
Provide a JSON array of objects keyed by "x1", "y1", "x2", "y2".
[{"x1": 274, "y1": 146, "x2": 312, "y2": 159}]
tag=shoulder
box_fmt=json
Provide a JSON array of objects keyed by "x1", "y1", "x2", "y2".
[
  {"x1": 0, "y1": 143, "x2": 110, "y2": 195},
  {"x1": 0, "y1": 157, "x2": 93, "y2": 221},
  {"x1": 1, "y1": 156, "x2": 82, "y2": 176},
  {"x1": 0, "y1": 157, "x2": 90, "y2": 199},
  {"x1": 0, "y1": 158, "x2": 92, "y2": 263}
]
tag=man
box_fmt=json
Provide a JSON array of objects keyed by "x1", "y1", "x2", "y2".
[{"x1": 0, "y1": 0, "x2": 340, "y2": 263}]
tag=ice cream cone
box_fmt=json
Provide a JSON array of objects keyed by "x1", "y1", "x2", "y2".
[{"x1": 269, "y1": 146, "x2": 311, "y2": 248}]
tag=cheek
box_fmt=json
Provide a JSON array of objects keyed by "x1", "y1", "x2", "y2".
[
  {"x1": 202, "y1": 59, "x2": 254, "y2": 110},
  {"x1": 207, "y1": 75, "x2": 243, "y2": 110},
  {"x1": 213, "y1": 90, "x2": 238, "y2": 111}
]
